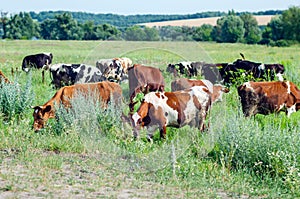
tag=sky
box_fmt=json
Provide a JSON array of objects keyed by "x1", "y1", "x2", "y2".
[{"x1": 1, "y1": 0, "x2": 299, "y2": 15}]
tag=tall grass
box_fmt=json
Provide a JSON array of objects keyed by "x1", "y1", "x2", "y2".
[
  {"x1": 207, "y1": 89, "x2": 300, "y2": 195},
  {"x1": 0, "y1": 74, "x2": 34, "y2": 121}
]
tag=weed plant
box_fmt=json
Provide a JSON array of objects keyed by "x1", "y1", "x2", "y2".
[{"x1": 0, "y1": 74, "x2": 34, "y2": 121}]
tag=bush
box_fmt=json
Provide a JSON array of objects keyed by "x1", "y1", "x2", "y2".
[{"x1": 0, "y1": 76, "x2": 34, "y2": 121}]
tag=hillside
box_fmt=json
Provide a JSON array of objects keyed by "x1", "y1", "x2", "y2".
[
  {"x1": 139, "y1": 15, "x2": 275, "y2": 27},
  {"x1": 29, "y1": 10, "x2": 282, "y2": 27}
]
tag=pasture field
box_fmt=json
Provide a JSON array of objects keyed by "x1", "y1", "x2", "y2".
[
  {"x1": 0, "y1": 40, "x2": 300, "y2": 198},
  {"x1": 139, "y1": 15, "x2": 274, "y2": 27}
]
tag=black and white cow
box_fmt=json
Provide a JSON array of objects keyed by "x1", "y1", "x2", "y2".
[
  {"x1": 96, "y1": 59, "x2": 114, "y2": 74},
  {"x1": 104, "y1": 59, "x2": 128, "y2": 83},
  {"x1": 96, "y1": 58, "x2": 128, "y2": 83},
  {"x1": 167, "y1": 61, "x2": 196, "y2": 77},
  {"x1": 22, "y1": 53, "x2": 53, "y2": 72},
  {"x1": 49, "y1": 63, "x2": 106, "y2": 89},
  {"x1": 217, "y1": 59, "x2": 285, "y2": 86}
]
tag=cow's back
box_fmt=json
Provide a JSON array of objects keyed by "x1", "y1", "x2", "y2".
[
  {"x1": 60, "y1": 81, "x2": 122, "y2": 107},
  {"x1": 128, "y1": 64, "x2": 165, "y2": 98},
  {"x1": 171, "y1": 78, "x2": 212, "y2": 92}
]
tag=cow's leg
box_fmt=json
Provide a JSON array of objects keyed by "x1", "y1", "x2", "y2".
[
  {"x1": 198, "y1": 110, "x2": 207, "y2": 132},
  {"x1": 129, "y1": 88, "x2": 142, "y2": 113},
  {"x1": 160, "y1": 126, "x2": 167, "y2": 139},
  {"x1": 42, "y1": 70, "x2": 45, "y2": 83},
  {"x1": 129, "y1": 99, "x2": 137, "y2": 113}
]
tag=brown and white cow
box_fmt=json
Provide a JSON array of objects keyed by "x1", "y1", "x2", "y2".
[
  {"x1": 171, "y1": 78, "x2": 229, "y2": 103},
  {"x1": 0, "y1": 70, "x2": 11, "y2": 84},
  {"x1": 237, "y1": 81, "x2": 300, "y2": 117},
  {"x1": 132, "y1": 86, "x2": 212, "y2": 139},
  {"x1": 32, "y1": 81, "x2": 122, "y2": 131},
  {"x1": 128, "y1": 64, "x2": 165, "y2": 112}
]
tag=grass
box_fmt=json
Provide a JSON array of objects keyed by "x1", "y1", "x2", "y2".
[{"x1": 1, "y1": 40, "x2": 300, "y2": 198}]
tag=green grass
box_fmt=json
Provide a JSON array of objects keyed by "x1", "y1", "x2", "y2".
[{"x1": 1, "y1": 40, "x2": 300, "y2": 198}]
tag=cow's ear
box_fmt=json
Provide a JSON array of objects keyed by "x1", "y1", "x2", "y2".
[
  {"x1": 43, "y1": 105, "x2": 52, "y2": 113},
  {"x1": 31, "y1": 105, "x2": 42, "y2": 110}
]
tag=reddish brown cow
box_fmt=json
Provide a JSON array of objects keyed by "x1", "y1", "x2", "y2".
[
  {"x1": 0, "y1": 70, "x2": 11, "y2": 84},
  {"x1": 32, "y1": 81, "x2": 122, "y2": 131},
  {"x1": 132, "y1": 86, "x2": 212, "y2": 139},
  {"x1": 128, "y1": 64, "x2": 165, "y2": 112},
  {"x1": 171, "y1": 78, "x2": 229, "y2": 103},
  {"x1": 237, "y1": 81, "x2": 300, "y2": 117}
]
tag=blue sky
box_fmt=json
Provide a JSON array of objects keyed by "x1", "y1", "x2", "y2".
[{"x1": 1, "y1": 0, "x2": 299, "y2": 15}]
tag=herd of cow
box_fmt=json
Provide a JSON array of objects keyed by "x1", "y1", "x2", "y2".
[{"x1": 1, "y1": 52, "x2": 300, "y2": 140}]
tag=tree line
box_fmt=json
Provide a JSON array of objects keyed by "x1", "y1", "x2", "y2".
[
  {"x1": 0, "y1": 7, "x2": 299, "y2": 46},
  {"x1": 28, "y1": 10, "x2": 282, "y2": 27}
]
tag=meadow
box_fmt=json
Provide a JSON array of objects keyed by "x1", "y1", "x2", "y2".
[{"x1": 0, "y1": 40, "x2": 300, "y2": 198}]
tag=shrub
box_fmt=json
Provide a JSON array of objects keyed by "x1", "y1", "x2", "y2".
[{"x1": 0, "y1": 75, "x2": 34, "y2": 121}]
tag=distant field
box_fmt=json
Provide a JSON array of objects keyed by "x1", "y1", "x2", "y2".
[{"x1": 139, "y1": 15, "x2": 274, "y2": 27}]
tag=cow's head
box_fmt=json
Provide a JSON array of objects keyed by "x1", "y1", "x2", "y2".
[
  {"x1": 166, "y1": 64, "x2": 178, "y2": 76},
  {"x1": 212, "y1": 85, "x2": 230, "y2": 103},
  {"x1": 32, "y1": 105, "x2": 54, "y2": 131},
  {"x1": 265, "y1": 64, "x2": 285, "y2": 81}
]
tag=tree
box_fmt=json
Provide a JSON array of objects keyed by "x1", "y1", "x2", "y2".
[
  {"x1": 267, "y1": 15, "x2": 284, "y2": 41},
  {"x1": 240, "y1": 13, "x2": 261, "y2": 44},
  {"x1": 100, "y1": 24, "x2": 121, "y2": 40},
  {"x1": 21, "y1": 12, "x2": 40, "y2": 39},
  {"x1": 144, "y1": 27, "x2": 159, "y2": 41},
  {"x1": 211, "y1": 23, "x2": 222, "y2": 42},
  {"x1": 220, "y1": 15, "x2": 245, "y2": 43},
  {"x1": 0, "y1": 11, "x2": 8, "y2": 39},
  {"x1": 53, "y1": 13, "x2": 83, "y2": 40},
  {"x1": 192, "y1": 24, "x2": 213, "y2": 41},
  {"x1": 281, "y1": 6, "x2": 300, "y2": 42},
  {"x1": 158, "y1": 26, "x2": 186, "y2": 41},
  {"x1": 40, "y1": 19, "x2": 57, "y2": 40},
  {"x1": 81, "y1": 21, "x2": 97, "y2": 40},
  {"x1": 211, "y1": 12, "x2": 245, "y2": 43},
  {"x1": 5, "y1": 12, "x2": 39, "y2": 39},
  {"x1": 124, "y1": 25, "x2": 146, "y2": 41}
]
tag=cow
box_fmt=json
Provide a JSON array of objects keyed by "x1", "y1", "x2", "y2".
[
  {"x1": 0, "y1": 70, "x2": 11, "y2": 84},
  {"x1": 96, "y1": 59, "x2": 114, "y2": 74},
  {"x1": 49, "y1": 63, "x2": 106, "y2": 89},
  {"x1": 102, "y1": 59, "x2": 126, "y2": 83},
  {"x1": 113, "y1": 57, "x2": 132, "y2": 74},
  {"x1": 220, "y1": 59, "x2": 285, "y2": 85},
  {"x1": 128, "y1": 64, "x2": 165, "y2": 113},
  {"x1": 200, "y1": 63, "x2": 228, "y2": 84},
  {"x1": 167, "y1": 61, "x2": 196, "y2": 77},
  {"x1": 96, "y1": 57, "x2": 130, "y2": 83},
  {"x1": 22, "y1": 53, "x2": 53, "y2": 72},
  {"x1": 237, "y1": 81, "x2": 300, "y2": 117},
  {"x1": 32, "y1": 81, "x2": 123, "y2": 131},
  {"x1": 132, "y1": 86, "x2": 212, "y2": 140},
  {"x1": 171, "y1": 78, "x2": 229, "y2": 103}
]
